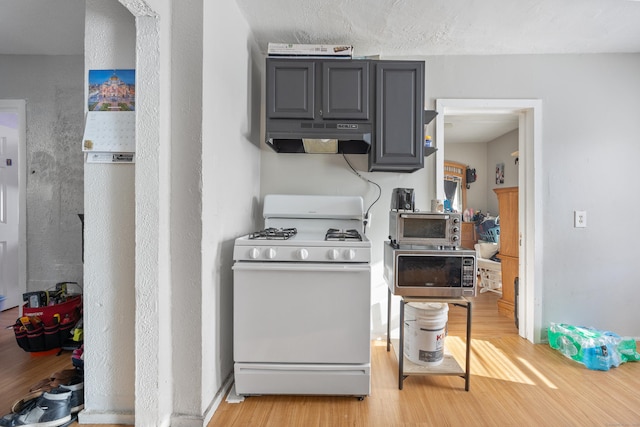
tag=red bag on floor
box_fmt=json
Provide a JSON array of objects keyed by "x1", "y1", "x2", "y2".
[{"x1": 14, "y1": 295, "x2": 82, "y2": 352}]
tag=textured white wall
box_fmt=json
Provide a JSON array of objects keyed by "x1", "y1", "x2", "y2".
[
  {"x1": 200, "y1": 0, "x2": 262, "y2": 423},
  {"x1": 0, "y1": 55, "x2": 84, "y2": 293},
  {"x1": 128, "y1": 0, "x2": 174, "y2": 424},
  {"x1": 260, "y1": 53, "x2": 640, "y2": 339},
  {"x1": 169, "y1": 0, "x2": 205, "y2": 423},
  {"x1": 487, "y1": 129, "x2": 519, "y2": 214},
  {"x1": 82, "y1": 0, "x2": 136, "y2": 423},
  {"x1": 81, "y1": 0, "x2": 261, "y2": 424},
  {"x1": 425, "y1": 54, "x2": 640, "y2": 338}
]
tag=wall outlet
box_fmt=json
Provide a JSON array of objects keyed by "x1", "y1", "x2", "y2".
[{"x1": 574, "y1": 210, "x2": 587, "y2": 228}]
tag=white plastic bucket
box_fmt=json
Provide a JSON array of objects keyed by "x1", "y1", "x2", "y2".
[{"x1": 404, "y1": 302, "x2": 449, "y2": 366}]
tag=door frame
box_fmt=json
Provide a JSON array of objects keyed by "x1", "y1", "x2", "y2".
[
  {"x1": 0, "y1": 99, "x2": 27, "y2": 310},
  {"x1": 435, "y1": 99, "x2": 543, "y2": 344}
]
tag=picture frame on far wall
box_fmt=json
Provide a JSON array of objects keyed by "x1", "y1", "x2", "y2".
[{"x1": 496, "y1": 162, "x2": 505, "y2": 184}]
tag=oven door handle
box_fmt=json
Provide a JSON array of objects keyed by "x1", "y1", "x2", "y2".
[{"x1": 233, "y1": 263, "x2": 370, "y2": 273}]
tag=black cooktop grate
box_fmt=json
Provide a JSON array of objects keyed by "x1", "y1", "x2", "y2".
[
  {"x1": 248, "y1": 227, "x2": 297, "y2": 240},
  {"x1": 325, "y1": 228, "x2": 362, "y2": 241}
]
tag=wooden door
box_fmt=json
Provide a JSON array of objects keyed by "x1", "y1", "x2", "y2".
[{"x1": 494, "y1": 187, "x2": 518, "y2": 319}]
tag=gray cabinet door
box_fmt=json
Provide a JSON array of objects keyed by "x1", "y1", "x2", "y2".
[
  {"x1": 322, "y1": 61, "x2": 370, "y2": 120},
  {"x1": 370, "y1": 61, "x2": 425, "y2": 172},
  {"x1": 266, "y1": 59, "x2": 315, "y2": 119}
]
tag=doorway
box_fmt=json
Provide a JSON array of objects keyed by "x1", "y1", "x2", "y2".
[
  {"x1": 0, "y1": 100, "x2": 27, "y2": 310},
  {"x1": 435, "y1": 99, "x2": 543, "y2": 344}
]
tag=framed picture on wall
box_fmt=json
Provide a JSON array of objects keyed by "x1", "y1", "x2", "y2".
[
  {"x1": 496, "y1": 162, "x2": 504, "y2": 184},
  {"x1": 88, "y1": 69, "x2": 136, "y2": 111}
]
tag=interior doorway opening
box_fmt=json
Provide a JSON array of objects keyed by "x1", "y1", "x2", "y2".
[{"x1": 435, "y1": 99, "x2": 543, "y2": 344}]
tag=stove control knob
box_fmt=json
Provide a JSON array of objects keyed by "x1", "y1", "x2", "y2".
[
  {"x1": 265, "y1": 248, "x2": 277, "y2": 259},
  {"x1": 452, "y1": 226, "x2": 460, "y2": 233},
  {"x1": 249, "y1": 248, "x2": 260, "y2": 259},
  {"x1": 344, "y1": 249, "x2": 356, "y2": 260},
  {"x1": 328, "y1": 249, "x2": 340, "y2": 260},
  {"x1": 297, "y1": 248, "x2": 309, "y2": 260}
]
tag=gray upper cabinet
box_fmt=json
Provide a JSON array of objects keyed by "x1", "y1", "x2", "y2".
[
  {"x1": 265, "y1": 58, "x2": 426, "y2": 169},
  {"x1": 369, "y1": 61, "x2": 425, "y2": 172},
  {"x1": 266, "y1": 59, "x2": 369, "y2": 120},
  {"x1": 321, "y1": 61, "x2": 369, "y2": 120},
  {"x1": 266, "y1": 59, "x2": 315, "y2": 119}
]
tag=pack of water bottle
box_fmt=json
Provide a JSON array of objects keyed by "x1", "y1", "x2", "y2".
[{"x1": 548, "y1": 322, "x2": 640, "y2": 371}]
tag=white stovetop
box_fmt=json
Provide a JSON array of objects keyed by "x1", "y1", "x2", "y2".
[{"x1": 234, "y1": 229, "x2": 370, "y2": 248}]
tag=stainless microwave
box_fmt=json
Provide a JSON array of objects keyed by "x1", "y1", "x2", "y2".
[
  {"x1": 384, "y1": 243, "x2": 477, "y2": 297},
  {"x1": 389, "y1": 211, "x2": 461, "y2": 247}
]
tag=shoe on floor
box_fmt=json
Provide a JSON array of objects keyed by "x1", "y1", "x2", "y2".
[
  {"x1": 57, "y1": 381, "x2": 84, "y2": 414},
  {"x1": 11, "y1": 371, "x2": 83, "y2": 415},
  {"x1": 10, "y1": 392, "x2": 43, "y2": 415},
  {"x1": 0, "y1": 389, "x2": 71, "y2": 427},
  {"x1": 28, "y1": 370, "x2": 79, "y2": 394}
]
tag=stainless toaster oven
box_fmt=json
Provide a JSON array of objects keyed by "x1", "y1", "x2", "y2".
[
  {"x1": 389, "y1": 211, "x2": 462, "y2": 247},
  {"x1": 384, "y1": 243, "x2": 477, "y2": 297}
]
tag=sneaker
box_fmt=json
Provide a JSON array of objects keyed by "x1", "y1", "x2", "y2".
[
  {"x1": 0, "y1": 389, "x2": 71, "y2": 427},
  {"x1": 57, "y1": 381, "x2": 84, "y2": 414},
  {"x1": 28, "y1": 369, "x2": 79, "y2": 394},
  {"x1": 11, "y1": 372, "x2": 83, "y2": 415},
  {"x1": 55, "y1": 414, "x2": 76, "y2": 427}
]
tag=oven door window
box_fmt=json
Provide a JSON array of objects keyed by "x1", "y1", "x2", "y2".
[
  {"x1": 397, "y1": 256, "x2": 462, "y2": 287},
  {"x1": 403, "y1": 218, "x2": 447, "y2": 239}
]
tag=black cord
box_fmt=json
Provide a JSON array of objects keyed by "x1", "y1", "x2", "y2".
[{"x1": 342, "y1": 153, "x2": 381, "y2": 234}]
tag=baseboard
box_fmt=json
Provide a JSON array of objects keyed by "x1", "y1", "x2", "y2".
[
  {"x1": 78, "y1": 410, "x2": 135, "y2": 425},
  {"x1": 76, "y1": 375, "x2": 234, "y2": 427},
  {"x1": 170, "y1": 372, "x2": 234, "y2": 427},
  {"x1": 203, "y1": 372, "x2": 234, "y2": 425}
]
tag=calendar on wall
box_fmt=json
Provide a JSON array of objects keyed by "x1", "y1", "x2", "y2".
[{"x1": 82, "y1": 111, "x2": 135, "y2": 159}]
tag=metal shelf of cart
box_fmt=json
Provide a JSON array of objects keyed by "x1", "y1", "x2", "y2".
[{"x1": 386, "y1": 293, "x2": 472, "y2": 391}]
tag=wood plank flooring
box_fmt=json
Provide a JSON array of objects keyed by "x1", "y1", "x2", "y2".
[
  {"x1": 2, "y1": 292, "x2": 640, "y2": 426},
  {"x1": 210, "y1": 292, "x2": 640, "y2": 427}
]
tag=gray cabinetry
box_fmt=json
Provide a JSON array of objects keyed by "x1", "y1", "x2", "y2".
[
  {"x1": 266, "y1": 58, "x2": 369, "y2": 121},
  {"x1": 264, "y1": 57, "x2": 428, "y2": 165},
  {"x1": 369, "y1": 61, "x2": 425, "y2": 172},
  {"x1": 266, "y1": 59, "x2": 315, "y2": 119},
  {"x1": 321, "y1": 61, "x2": 369, "y2": 119}
]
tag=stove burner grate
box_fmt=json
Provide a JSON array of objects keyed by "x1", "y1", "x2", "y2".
[
  {"x1": 249, "y1": 227, "x2": 297, "y2": 240},
  {"x1": 325, "y1": 228, "x2": 362, "y2": 241}
]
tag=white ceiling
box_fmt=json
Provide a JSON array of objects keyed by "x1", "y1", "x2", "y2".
[
  {"x1": 442, "y1": 114, "x2": 519, "y2": 145},
  {"x1": 3, "y1": 0, "x2": 639, "y2": 58},
  {"x1": 2, "y1": 0, "x2": 639, "y2": 143},
  {"x1": 236, "y1": 0, "x2": 640, "y2": 57}
]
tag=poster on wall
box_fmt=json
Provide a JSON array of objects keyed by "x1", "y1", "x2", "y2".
[
  {"x1": 88, "y1": 69, "x2": 135, "y2": 111},
  {"x1": 496, "y1": 163, "x2": 505, "y2": 184}
]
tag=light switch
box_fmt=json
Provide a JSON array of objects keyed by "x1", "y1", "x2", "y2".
[{"x1": 574, "y1": 210, "x2": 587, "y2": 228}]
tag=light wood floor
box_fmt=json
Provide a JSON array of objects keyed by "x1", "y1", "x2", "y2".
[
  {"x1": 2, "y1": 292, "x2": 640, "y2": 426},
  {"x1": 210, "y1": 292, "x2": 640, "y2": 427}
]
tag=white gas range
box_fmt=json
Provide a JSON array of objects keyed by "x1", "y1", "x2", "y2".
[{"x1": 232, "y1": 194, "x2": 372, "y2": 398}]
